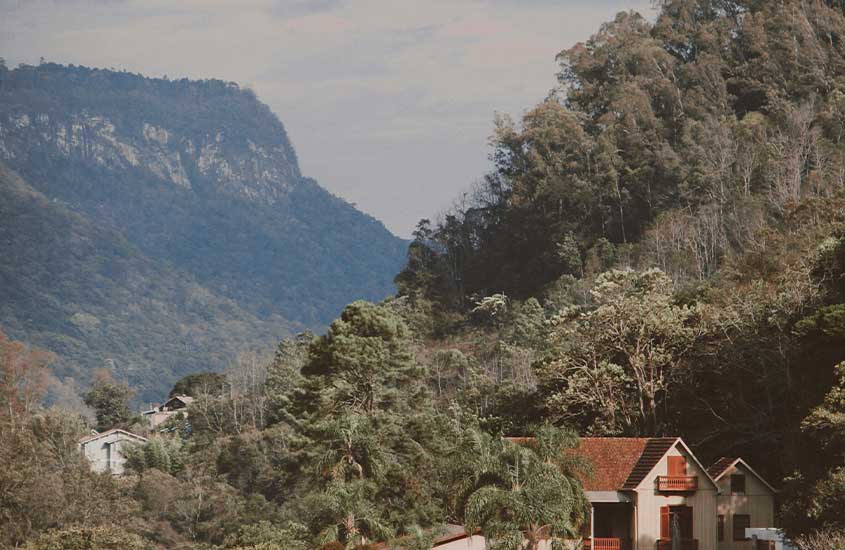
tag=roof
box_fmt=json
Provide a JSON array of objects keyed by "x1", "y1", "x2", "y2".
[
  {"x1": 508, "y1": 436, "x2": 717, "y2": 491},
  {"x1": 78, "y1": 428, "x2": 148, "y2": 445},
  {"x1": 164, "y1": 395, "x2": 194, "y2": 406},
  {"x1": 620, "y1": 437, "x2": 679, "y2": 490},
  {"x1": 707, "y1": 457, "x2": 737, "y2": 479},
  {"x1": 707, "y1": 457, "x2": 778, "y2": 493},
  {"x1": 574, "y1": 438, "x2": 651, "y2": 491}
]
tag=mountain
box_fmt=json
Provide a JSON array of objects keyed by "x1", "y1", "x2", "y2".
[{"x1": 0, "y1": 62, "x2": 407, "y2": 401}]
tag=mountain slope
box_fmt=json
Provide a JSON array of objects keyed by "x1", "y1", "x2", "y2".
[{"x1": 0, "y1": 63, "x2": 407, "y2": 400}]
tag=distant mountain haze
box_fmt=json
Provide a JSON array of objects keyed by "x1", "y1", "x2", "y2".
[{"x1": 0, "y1": 62, "x2": 407, "y2": 401}]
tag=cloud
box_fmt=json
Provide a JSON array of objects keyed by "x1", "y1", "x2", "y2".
[{"x1": 266, "y1": 0, "x2": 344, "y2": 20}]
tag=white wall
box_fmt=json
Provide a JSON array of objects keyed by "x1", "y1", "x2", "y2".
[{"x1": 634, "y1": 443, "x2": 719, "y2": 550}]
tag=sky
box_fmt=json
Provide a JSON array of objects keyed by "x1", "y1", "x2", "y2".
[{"x1": 1, "y1": 0, "x2": 654, "y2": 237}]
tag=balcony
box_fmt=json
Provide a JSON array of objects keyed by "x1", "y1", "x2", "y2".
[
  {"x1": 584, "y1": 538, "x2": 629, "y2": 550},
  {"x1": 657, "y1": 540, "x2": 698, "y2": 550},
  {"x1": 657, "y1": 475, "x2": 698, "y2": 492}
]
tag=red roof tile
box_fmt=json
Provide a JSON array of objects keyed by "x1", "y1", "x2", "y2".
[
  {"x1": 573, "y1": 438, "x2": 650, "y2": 491},
  {"x1": 508, "y1": 436, "x2": 681, "y2": 491}
]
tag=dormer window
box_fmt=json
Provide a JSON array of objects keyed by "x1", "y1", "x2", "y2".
[{"x1": 731, "y1": 474, "x2": 746, "y2": 494}]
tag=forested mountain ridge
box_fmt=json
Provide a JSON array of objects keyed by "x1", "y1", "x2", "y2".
[{"x1": 0, "y1": 63, "x2": 407, "y2": 401}]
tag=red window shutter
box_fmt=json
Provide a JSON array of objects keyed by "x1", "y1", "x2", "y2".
[
  {"x1": 668, "y1": 455, "x2": 687, "y2": 476},
  {"x1": 661, "y1": 506, "x2": 670, "y2": 539}
]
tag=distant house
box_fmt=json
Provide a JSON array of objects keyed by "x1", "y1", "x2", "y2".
[
  {"x1": 707, "y1": 457, "x2": 778, "y2": 550},
  {"x1": 142, "y1": 394, "x2": 194, "y2": 428},
  {"x1": 486, "y1": 436, "x2": 780, "y2": 550},
  {"x1": 79, "y1": 428, "x2": 147, "y2": 475}
]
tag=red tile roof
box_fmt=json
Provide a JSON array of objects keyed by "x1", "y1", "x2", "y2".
[
  {"x1": 508, "y1": 436, "x2": 681, "y2": 491},
  {"x1": 574, "y1": 438, "x2": 651, "y2": 491}
]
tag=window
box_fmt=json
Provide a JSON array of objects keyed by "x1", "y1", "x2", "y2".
[
  {"x1": 660, "y1": 506, "x2": 693, "y2": 540},
  {"x1": 718, "y1": 515, "x2": 725, "y2": 541},
  {"x1": 731, "y1": 474, "x2": 746, "y2": 493},
  {"x1": 733, "y1": 514, "x2": 751, "y2": 541}
]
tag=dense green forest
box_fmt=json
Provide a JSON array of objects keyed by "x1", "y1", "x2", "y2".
[
  {"x1": 0, "y1": 63, "x2": 407, "y2": 401},
  {"x1": 4, "y1": 0, "x2": 845, "y2": 548}
]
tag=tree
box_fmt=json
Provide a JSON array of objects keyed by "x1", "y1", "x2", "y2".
[
  {"x1": 83, "y1": 370, "x2": 138, "y2": 432},
  {"x1": 451, "y1": 426, "x2": 588, "y2": 550},
  {"x1": 265, "y1": 333, "x2": 311, "y2": 426},
  {"x1": 782, "y1": 362, "x2": 845, "y2": 534},
  {"x1": 313, "y1": 480, "x2": 391, "y2": 549},
  {"x1": 0, "y1": 328, "x2": 53, "y2": 426},
  {"x1": 24, "y1": 525, "x2": 151, "y2": 550},
  {"x1": 169, "y1": 372, "x2": 227, "y2": 398},
  {"x1": 538, "y1": 269, "x2": 709, "y2": 435}
]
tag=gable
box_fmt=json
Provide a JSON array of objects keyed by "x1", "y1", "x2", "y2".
[
  {"x1": 709, "y1": 458, "x2": 777, "y2": 494},
  {"x1": 620, "y1": 439, "x2": 719, "y2": 492},
  {"x1": 78, "y1": 428, "x2": 147, "y2": 447},
  {"x1": 621, "y1": 438, "x2": 678, "y2": 490}
]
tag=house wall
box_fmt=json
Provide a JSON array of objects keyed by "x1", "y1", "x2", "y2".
[
  {"x1": 634, "y1": 443, "x2": 719, "y2": 550},
  {"x1": 716, "y1": 464, "x2": 775, "y2": 550},
  {"x1": 81, "y1": 433, "x2": 143, "y2": 474}
]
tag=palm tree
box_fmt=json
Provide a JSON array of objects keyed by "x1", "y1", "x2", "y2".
[
  {"x1": 317, "y1": 479, "x2": 392, "y2": 549},
  {"x1": 452, "y1": 425, "x2": 589, "y2": 550}
]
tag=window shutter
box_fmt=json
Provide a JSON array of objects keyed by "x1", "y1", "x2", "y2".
[
  {"x1": 660, "y1": 506, "x2": 670, "y2": 539},
  {"x1": 668, "y1": 455, "x2": 687, "y2": 476}
]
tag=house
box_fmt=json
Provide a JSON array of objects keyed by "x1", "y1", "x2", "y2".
[
  {"x1": 707, "y1": 458, "x2": 778, "y2": 550},
  {"x1": 570, "y1": 437, "x2": 720, "y2": 550},
  {"x1": 79, "y1": 428, "x2": 147, "y2": 475},
  {"x1": 495, "y1": 436, "x2": 779, "y2": 550},
  {"x1": 142, "y1": 394, "x2": 194, "y2": 428}
]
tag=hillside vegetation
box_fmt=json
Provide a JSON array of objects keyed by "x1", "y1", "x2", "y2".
[
  {"x1": 0, "y1": 64, "x2": 407, "y2": 401},
  {"x1": 3, "y1": 1, "x2": 845, "y2": 549}
]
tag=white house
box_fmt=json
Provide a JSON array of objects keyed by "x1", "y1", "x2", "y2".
[{"x1": 79, "y1": 428, "x2": 147, "y2": 475}]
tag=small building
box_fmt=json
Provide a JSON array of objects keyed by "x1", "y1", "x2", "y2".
[
  {"x1": 79, "y1": 428, "x2": 147, "y2": 475},
  {"x1": 142, "y1": 394, "x2": 194, "y2": 428},
  {"x1": 707, "y1": 457, "x2": 778, "y2": 550}
]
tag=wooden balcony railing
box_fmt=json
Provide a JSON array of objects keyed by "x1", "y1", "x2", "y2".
[
  {"x1": 657, "y1": 539, "x2": 699, "y2": 550},
  {"x1": 584, "y1": 538, "x2": 629, "y2": 550},
  {"x1": 657, "y1": 475, "x2": 698, "y2": 491}
]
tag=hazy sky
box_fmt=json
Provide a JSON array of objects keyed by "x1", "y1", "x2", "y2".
[{"x1": 1, "y1": 0, "x2": 653, "y2": 237}]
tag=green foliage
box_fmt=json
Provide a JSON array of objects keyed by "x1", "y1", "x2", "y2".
[
  {"x1": 126, "y1": 435, "x2": 187, "y2": 475},
  {"x1": 451, "y1": 426, "x2": 589, "y2": 550},
  {"x1": 83, "y1": 374, "x2": 139, "y2": 432},
  {"x1": 24, "y1": 525, "x2": 152, "y2": 550},
  {"x1": 223, "y1": 520, "x2": 309, "y2": 550},
  {"x1": 170, "y1": 373, "x2": 228, "y2": 398},
  {"x1": 539, "y1": 269, "x2": 709, "y2": 435}
]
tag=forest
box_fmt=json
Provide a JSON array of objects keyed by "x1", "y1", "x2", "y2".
[{"x1": 3, "y1": 0, "x2": 845, "y2": 548}]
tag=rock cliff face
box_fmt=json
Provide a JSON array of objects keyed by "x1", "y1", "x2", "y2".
[{"x1": 0, "y1": 63, "x2": 407, "y2": 401}]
